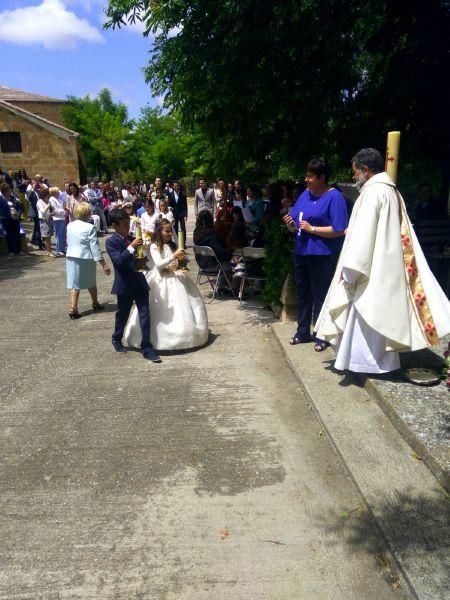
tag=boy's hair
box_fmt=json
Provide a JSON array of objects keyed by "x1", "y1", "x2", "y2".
[
  {"x1": 109, "y1": 207, "x2": 130, "y2": 227},
  {"x1": 152, "y1": 218, "x2": 177, "y2": 253}
]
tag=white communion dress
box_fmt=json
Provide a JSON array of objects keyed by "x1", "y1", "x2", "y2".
[{"x1": 124, "y1": 243, "x2": 209, "y2": 351}]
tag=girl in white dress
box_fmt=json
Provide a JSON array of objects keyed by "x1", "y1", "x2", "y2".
[{"x1": 124, "y1": 219, "x2": 209, "y2": 351}]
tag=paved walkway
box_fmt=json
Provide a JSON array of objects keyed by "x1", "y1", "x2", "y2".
[{"x1": 0, "y1": 236, "x2": 411, "y2": 598}]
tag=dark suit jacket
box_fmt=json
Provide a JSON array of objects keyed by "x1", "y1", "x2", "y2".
[
  {"x1": 168, "y1": 190, "x2": 188, "y2": 219},
  {"x1": 106, "y1": 233, "x2": 149, "y2": 296}
]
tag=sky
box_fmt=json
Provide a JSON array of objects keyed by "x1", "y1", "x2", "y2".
[{"x1": 0, "y1": 0, "x2": 158, "y2": 119}]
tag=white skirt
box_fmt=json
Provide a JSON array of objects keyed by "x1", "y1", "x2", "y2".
[{"x1": 124, "y1": 267, "x2": 209, "y2": 351}]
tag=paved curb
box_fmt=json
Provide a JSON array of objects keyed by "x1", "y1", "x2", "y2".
[
  {"x1": 272, "y1": 322, "x2": 449, "y2": 600},
  {"x1": 360, "y1": 376, "x2": 449, "y2": 492}
]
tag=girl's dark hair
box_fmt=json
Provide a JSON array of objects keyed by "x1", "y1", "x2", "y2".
[
  {"x1": 231, "y1": 205, "x2": 245, "y2": 223},
  {"x1": 152, "y1": 218, "x2": 176, "y2": 253},
  {"x1": 145, "y1": 198, "x2": 155, "y2": 211},
  {"x1": 307, "y1": 156, "x2": 331, "y2": 183},
  {"x1": 39, "y1": 188, "x2": 50, "y2": 199},
  {"x1": 69, "y1": 182, "x2": 80, "y2": 196},
  {"x1": 193, "y1": 209, "x2": 214, "y2": 244}
]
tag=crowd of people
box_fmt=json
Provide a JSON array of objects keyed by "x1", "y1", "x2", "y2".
[
  {"x1": 1, "y1": 157, "x2": 449, "y2": 373},
  {"x1": 0, "y1": 169, "x2": 305, "y2": 265}
]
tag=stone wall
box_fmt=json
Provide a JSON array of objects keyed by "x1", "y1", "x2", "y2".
[
  {"x1": 0, "y1": 106, "x2": 79, "y2": 186},
  {"x1": 9, "y1": 101, "x2": 65, "y2": 127}
]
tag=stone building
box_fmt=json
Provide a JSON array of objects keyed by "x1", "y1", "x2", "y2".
[{"x1": 0, "y1": 85, "x2": 84, "y2": 186}]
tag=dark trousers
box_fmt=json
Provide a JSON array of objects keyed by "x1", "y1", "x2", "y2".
[
  {"x1": 31, "y1": 215, "x2": 43, "y2": 248},
  {"x1": 173, "y1": 214, "x2": 186, "y2": 242},
  {"x1": 2, "y1": 219, "x2": 21, "y2": 254},
  {"x1": 113, "y1": 291, "x2": 151, "y2": 350},
  {"x1": 293, "y1": 253, "x2": 336, "y2": 339}
]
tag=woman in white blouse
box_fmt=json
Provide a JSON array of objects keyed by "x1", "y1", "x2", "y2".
[{"x1": 36, "y1": 188, "x2": 56, "y2": 257}]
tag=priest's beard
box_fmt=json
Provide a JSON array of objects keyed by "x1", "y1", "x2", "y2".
[{"x1": 355, "y1": 175, "x2": 368, "y2": 191}]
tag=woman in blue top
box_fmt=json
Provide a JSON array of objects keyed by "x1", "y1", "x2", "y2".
[{"x1": 283, "y1": 157, "x2": 348, "y2": 351}]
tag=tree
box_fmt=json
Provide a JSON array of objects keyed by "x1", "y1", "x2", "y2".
[
  {"x1": 105, "y1": 1, "x2": 450, "y2": 190},
  {"x1": 62, "y1": 88, "x2": 132, "y2": 180}
]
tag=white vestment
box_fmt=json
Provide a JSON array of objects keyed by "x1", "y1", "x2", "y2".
[{"x1": 315, "y1": 172, "x2": 450, "y2": 373}]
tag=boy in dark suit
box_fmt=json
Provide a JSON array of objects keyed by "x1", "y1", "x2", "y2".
[{"x1": 106, "y1": 208, "x2": 161, "y2": 362}]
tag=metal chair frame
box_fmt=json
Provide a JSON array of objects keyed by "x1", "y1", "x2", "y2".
[
  {"x1": 193, "y1": 245, "x2": 235, "y2": 303},
  {"x1": 238, "y1": 246, "x2": 266, "y2": 308}
]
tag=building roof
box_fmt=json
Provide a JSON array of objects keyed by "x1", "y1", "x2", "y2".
[
  {"x1": 0, "y1": 85, "x2": 64, "y2": 104},
  {"x1": 0, "y1": 99, "x2": 78, "y2": 140}
]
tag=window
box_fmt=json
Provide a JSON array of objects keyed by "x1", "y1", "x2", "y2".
[{"x1": 0, "y1": 132, "x2": 22, "y2": 153}]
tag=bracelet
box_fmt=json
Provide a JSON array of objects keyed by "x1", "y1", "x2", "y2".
[{"x1": 312, "y1": 225, "x2": 316, "y2": 233}]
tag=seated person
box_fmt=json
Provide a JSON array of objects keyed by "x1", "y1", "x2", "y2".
[
  {"x1": 193, "y1": 209, "x2": 232, "y2": 270},
  {"x1": 228, "y1": 206, "x2": 252, "y2": 250}
]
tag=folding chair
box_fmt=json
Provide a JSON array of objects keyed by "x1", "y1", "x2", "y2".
[
  {"x1": 193, "y1": 245, "x2": 235, "y2": 303},
  {"x1": 238, "y1": 246, "x2": 266, "y2": 307}
]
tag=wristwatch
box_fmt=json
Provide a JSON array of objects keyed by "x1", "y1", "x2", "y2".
[{"x1": 312, "y1": 226, "x2": 316, "y2": 233}]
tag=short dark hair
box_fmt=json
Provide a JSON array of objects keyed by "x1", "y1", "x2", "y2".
[
  {"x1": 109, "y1": 208, "x2": 129, "y2": 226},
  {"x1": 306, "y1": 157, "x2": 331, "y2": 183},
  {"x1": 0, "y1": 181, "x2": 10, "y2": 195},
  {"x1": 351, "y1": 148, "x2": 384, "y2": 174}
]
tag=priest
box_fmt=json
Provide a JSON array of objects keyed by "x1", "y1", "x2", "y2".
[{"x1": 315, "y1": 148, "x2": 450, "y2": 373}]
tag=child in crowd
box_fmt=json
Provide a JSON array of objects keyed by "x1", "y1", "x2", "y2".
[
  {"x1": 140, "y1": 199, "x2": 160, "y2": 236},
  {"x1": 105, "y1": 208, "x2": 161, "y2": 363},
  {"x1": 158, "y1": 198, "x2": 174, "y2": 224}
]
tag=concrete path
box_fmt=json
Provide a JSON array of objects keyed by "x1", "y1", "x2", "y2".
[
  {"x1": 0, "y1": 244, "x2": 411, "y2": 598},
  {"x1": 272, "y1": 323, "x2": 449, "y2": 600}
]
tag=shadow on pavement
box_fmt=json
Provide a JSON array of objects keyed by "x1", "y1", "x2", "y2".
[{"x1": 316, "y1": 488, "x2": 449, "y2": 589}]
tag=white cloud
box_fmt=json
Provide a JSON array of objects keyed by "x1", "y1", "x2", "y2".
[{"x1": 0, "y1": 0, "x2": 104, "y2": 49}]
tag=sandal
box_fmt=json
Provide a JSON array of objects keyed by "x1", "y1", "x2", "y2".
[
  {"x1": 69, "y1": 307, "x2": 81, "y2": 320},
  {"x1": 92, "y1": 303, "x2": 105, "y2": 311},
  {"x1": 313, "y1": 340, "x2": 330, "y2": 352},
  {"x1": 290, "y1": 335, "x2": 311, "y2": 345}
]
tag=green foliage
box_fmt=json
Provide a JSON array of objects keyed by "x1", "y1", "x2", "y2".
[
  {"x1": 62, "y1": 88, "x2": 132, "y2": 180},
  {"x1": 104, "y1": 0, "x2": 450, "y2": 195},
  {"x1": 129, "y1": 106, "x2": 186, "y2": 182},
  {"x1": 261, "y1": 218, "x2": 295, "y2": 305}
]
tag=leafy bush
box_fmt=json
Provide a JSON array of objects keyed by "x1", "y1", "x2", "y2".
[{"x1": 261, "y1": 217, "x2": 295, "y2": 305}]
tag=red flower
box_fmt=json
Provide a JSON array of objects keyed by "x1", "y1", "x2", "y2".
[
  {"x1": 415, "y1": 293, "x2": 426, "y2": 306},
  {"x1": 424, "y1": 322, "x2": 435, "y2": 336}
]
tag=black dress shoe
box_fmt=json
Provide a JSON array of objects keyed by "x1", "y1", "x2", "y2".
[
  {"x1": 112, "y1": 341, "x2": 127, "y2": 353},
  {"x1": 142, "y1": 348, "x2": 161, "y2": 363}
]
